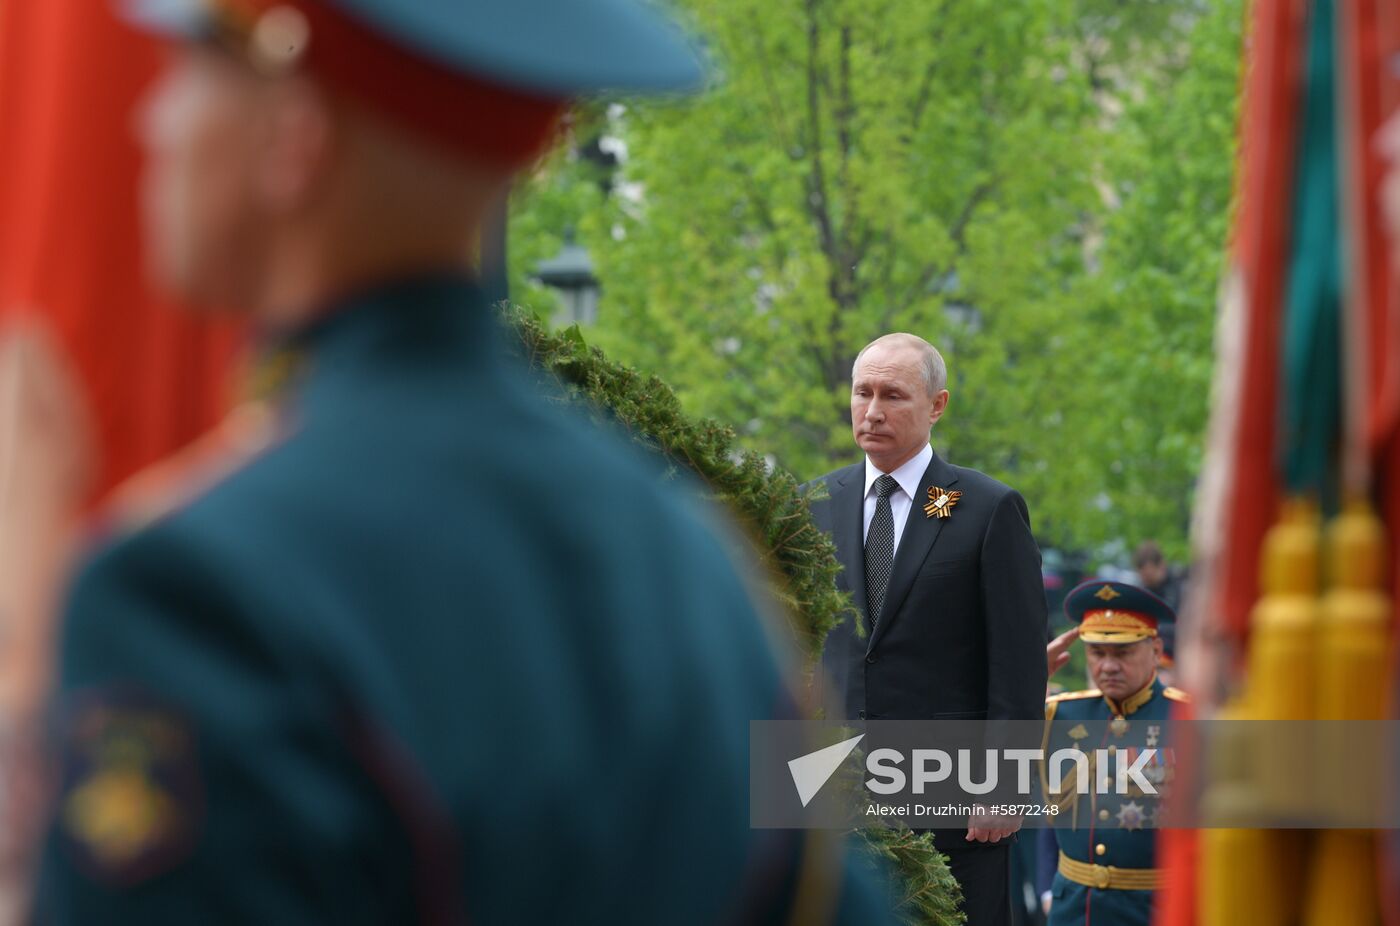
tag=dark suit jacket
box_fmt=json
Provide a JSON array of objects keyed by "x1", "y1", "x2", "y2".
[{"x1": 809, "y1": 451, "x2": 1048, "y2": 723}]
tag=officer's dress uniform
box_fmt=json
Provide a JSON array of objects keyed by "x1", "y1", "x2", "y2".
[
  {"x1": 1040, "y1": 581, "x2": 1187, "y2": 926},
  {"x1": 36, "y1": 278, "x2": 901, "y2": 924},
  {"x1": 30, "y1": 0, "x2": 902, "y2": 917}
]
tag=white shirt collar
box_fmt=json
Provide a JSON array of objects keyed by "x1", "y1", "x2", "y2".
[{"x1": 864, "y1": 443, "x2": 933, "y2": 501}]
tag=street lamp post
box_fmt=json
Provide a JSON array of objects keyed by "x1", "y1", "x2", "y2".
[{"x1": 535, "y1": 230, "x2": 600, "y2": 327}]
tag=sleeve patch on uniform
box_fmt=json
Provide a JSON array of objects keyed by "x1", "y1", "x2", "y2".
[{"x1": 55, "y1": 689, "x2": 203, "y2": 885}]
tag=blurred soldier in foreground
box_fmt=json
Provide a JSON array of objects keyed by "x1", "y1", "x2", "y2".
[
  {"x1": 1041, "y1": 581, "x2": 1188, "y2": 926},
  {"x1": 31, "y1": 1, "x2": 897, "y2": 922}
]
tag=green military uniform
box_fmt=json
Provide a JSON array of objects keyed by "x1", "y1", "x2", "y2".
[
  {"x1": 38, "y1": 279, "x2": 897, "y2": 924},
  {"x1": 34, "y1": 0, "x2": 901, "y2": 921},
  {"x1": 1041, "y1": 580, "x2": 1187, "y2": 926}
]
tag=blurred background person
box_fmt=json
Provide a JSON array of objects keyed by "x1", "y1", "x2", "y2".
[{"x1": 1130, "y1": 540, "x2": 1186, "y2": 614}]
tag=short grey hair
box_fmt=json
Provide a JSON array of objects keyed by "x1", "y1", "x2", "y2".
[{"x1": 851, "y1": 333, "x2": 947, "y2": 396}]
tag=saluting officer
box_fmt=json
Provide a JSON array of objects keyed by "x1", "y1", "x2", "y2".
[
  {"x1": 1040, "y1": 580, "x2": 1189, "y2": 926},
  {"x1": 32, "y1": 1, "x2": 898, "y2": 923}
]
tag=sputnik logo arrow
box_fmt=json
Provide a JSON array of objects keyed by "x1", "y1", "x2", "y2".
[{"x1": 788, "y1": 733, "x2": 864, "y2": 807}]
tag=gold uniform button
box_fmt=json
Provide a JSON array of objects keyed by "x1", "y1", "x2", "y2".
[
  {"x1": 1099, "y1": 809, "x2": 1110, "y2": 821},
  {"x1": 1096, "y1": 843, "x2": 1107, "y2": 857},
  {"x1": 1107, "y1": 745, "x2": 1117, "y2": 756}
]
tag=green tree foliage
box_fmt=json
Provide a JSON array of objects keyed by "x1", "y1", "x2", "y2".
[
  {"x1": 510, "y1": 0, "x2": 1243, "y2": 560},
  {"x1": 1074, "y1": 0, "x2": 1245, "y2": 561}
]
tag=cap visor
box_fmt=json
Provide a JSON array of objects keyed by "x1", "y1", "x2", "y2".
[
  {"x1": 119, "y1": 0, "x2": 209, "y2": 38},
  {"x1": 1079, "y1": 630, "x2": 1156, "y2": 644},
  {"x1": 336, "y1": 0, "x2": 707, "y2": 96}
]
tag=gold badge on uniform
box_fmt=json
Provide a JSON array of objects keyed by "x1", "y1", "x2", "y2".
[
  {"x1": 924, "y1": 486, "x2": 963, "y2": 519},
  {"x1": 1110, "y1": 716, "x2": 1129, "y2": 736},
  {"x1": 1068, "y1": 723, "x2": 1088, "y2": 742},
  {"x1": 57, "y1": 691, "x2": 201, "y2": 884},
  {"x1": 1094, "y1": 585, "x2": 1122, "y2": 602}
]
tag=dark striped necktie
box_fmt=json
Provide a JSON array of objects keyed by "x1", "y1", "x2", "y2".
[{"x1": 865, "y1": 473, "x2": 899, "y2": 630}]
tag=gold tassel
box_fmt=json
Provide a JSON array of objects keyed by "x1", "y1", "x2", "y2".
[
  {"x1": 1317, "y1": 499, "x2": 1389, "y2": 721},
  {"x1": 1200, "y1": 499, "x2": 1321, "y2": 926},
  {"x1": 1301, "y1": 499, "x2": 1389, "y2": 926},
  {"x1": 1198, "y1": 693, "x2": 1308, "y2": 926},
  {"x1": 1250, "y1": 499, "x2": 1322, "y2": 810}
]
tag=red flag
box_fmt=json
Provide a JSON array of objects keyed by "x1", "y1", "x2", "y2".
[
  {"x1": 1158, "y1": 2, "x2": 1309, "y2": 923},
  {"x1": 1164, "y1": 0, "x2": 1400, "y2": 921},
  {"x1": 1337, "y1": 2, "x2": 1400, "y2": 919},
  {"x1": 1338, "y1": 0, "x2": 1400, "y2": 468},
  {"x1": 0, "y1": 0, "x2": 240, "y2": 503},
  {"x1": 1200, "y1": 0, "x2": 1307, "y2": 653}
]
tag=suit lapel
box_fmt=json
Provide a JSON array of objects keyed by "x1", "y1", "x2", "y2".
[
  {"x1": 867, "y1": 452, "x2": 959, "y2": 653},
  {"x1": 829, "y1": 465, "x2": 868, "y2": 619}
]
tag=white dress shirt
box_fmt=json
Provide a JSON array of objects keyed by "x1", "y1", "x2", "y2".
[{"x1": 862, "y1": 443, "x2": 934, "y2": 555}]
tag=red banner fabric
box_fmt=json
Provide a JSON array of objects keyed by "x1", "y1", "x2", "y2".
[{"x1": 0, "y1": 0, "x2": 241, "y2": 503}]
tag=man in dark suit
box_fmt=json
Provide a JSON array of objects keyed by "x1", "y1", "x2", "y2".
[{"x1": 808, "y1": 332, "x2": 1049, "y2": 925}]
